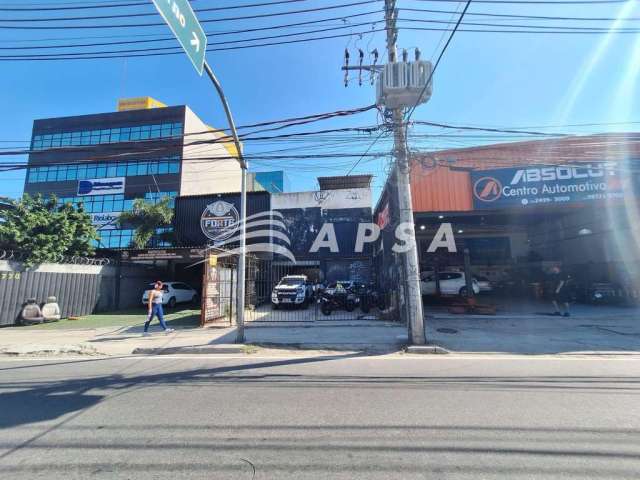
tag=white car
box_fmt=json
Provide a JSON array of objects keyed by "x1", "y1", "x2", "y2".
[
  {"x1": 474, "y1": 275, "x2": 493, "y2": 293},
  {"x1": 420, "y1": 271, "x2": 480, "y2": 296},
  {"x1": 141, "y1": 282, "x2": 198, "y2": 308}
]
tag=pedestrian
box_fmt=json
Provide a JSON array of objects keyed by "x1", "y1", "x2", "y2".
[
  {"x1": 549, "y1": 266, "x2": 571, "y2": 317},
  {"x1": 143, "y1": 281, "x2": 175, "y2": 336}
]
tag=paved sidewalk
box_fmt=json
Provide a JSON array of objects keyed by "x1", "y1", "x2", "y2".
[
  {"x1": 2, "y1": 311, "x2": 639, "y2": 357},
  {"x1": 427, "y1": 313, "x2": 640, "y2": 354},
  {"x1": 0, "y1": 321, "x2": 407, "y2": 357}
]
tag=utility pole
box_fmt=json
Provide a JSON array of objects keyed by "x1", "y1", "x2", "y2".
[{"x1": 384, "y1": 0, "x2": 426, "y2": 345}]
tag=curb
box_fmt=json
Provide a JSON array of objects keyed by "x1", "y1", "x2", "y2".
[
  {"x1": 248, "y1": 342, "x2": 404, "y2": 353},
  {"x1": 131, "y1": 345, "x2": 245, "y2": 355},
  {"x1": 405, "y1": 345, "x2": 450, "y2": 355}
]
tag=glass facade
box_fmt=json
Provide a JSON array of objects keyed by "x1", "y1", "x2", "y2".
[
  {"x1": 55, "y1": 192, "x2": 177, "y2": 248},
  {"x1": 31, "y1": 122, "x2": 183, "y2": 150},
  {"x1": 26, "y1": 156, "x2": 180, "y2": 184}
]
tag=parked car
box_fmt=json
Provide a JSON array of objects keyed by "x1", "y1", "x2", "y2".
[
  {"x1": 420, "y1": 271, "x2": 480, "y2": 296},
  {"x1": 271, "y1": 275, "x2": 314, "y2": 309},
  {"x1": 141, "y1": 282, "x2": 198, "y2": 308},
  {"x1": 474, "y1": 275, "x2": 493, "y2": 293}
]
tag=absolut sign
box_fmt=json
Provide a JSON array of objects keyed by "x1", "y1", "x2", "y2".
[{"x1": 471, "y1": 165, "x2": 628, "y2": 209}]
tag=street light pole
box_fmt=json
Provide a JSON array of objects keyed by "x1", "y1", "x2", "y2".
[{"x1": 203, "y1": 61, "x2": 247, "y2": 343}]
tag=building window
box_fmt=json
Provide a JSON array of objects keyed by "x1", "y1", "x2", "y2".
[
  {"x1": 31, "y1": 121, "x2": 184, "y2": 151},
  {"x1": 26, "y1": 156, "x2": 181, "y2": 183}
]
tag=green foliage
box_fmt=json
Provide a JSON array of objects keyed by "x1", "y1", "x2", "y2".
[
  {"x1": 0, "y1": 194, "x2": 98, "y2": 266},
  {"x1": 117, "y1": 197, "x2": 174, "y2": 249}
]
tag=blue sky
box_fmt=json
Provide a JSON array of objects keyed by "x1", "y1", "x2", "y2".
[{"x1": 1, "y1": 0, "x2": 639, "y2": 200}]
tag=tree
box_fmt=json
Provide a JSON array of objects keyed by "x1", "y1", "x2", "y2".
[
  {"x1": 0, "y1": 194, "x2": 98, "y2": 265},
  {"x1": 117, "y1": 197, "x2": 174, "y2": 249}
]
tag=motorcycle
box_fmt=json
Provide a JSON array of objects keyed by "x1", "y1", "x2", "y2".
[
  {"x1": 354, "y1": 283, "x2": 386, "y2": 313},
  {"x1": 320, "y1": 283, "x2": 358, "y2": 316}
]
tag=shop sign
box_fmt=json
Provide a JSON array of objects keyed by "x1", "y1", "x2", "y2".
[
  {"x1": 471, "y1": 166, "x2": 626, "y2": 209},
  {"x1": 200, "y1": 200, "x2": 239, "y2": 242},
  {"x1": 91, "y1": 212, "x2": 121, "y2": 230},
  {"x1": 78, "y1": 177, "x2": 125, "y2": 196},
  {"x1": 123, "y1": 248, "x2": 205, "y2": 261}
]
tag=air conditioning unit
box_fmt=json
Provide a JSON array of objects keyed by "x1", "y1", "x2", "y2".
[{"x1": 376, "y1": 61, "x2": 433, "y2": 109}]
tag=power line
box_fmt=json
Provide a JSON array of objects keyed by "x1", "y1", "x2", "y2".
[
  {"x1": 0, "y1": 20, "x2": 385, "y2": 58},
  {"x1": 0, "y1": 10, "x2": 382, "y2": 50},
  {"x1": 0, "y1": 0, "x2": 380, "y2": 29},
  {"x1": 405, "y1": 0, "x2": 473, "y2": 123},
  {"x1": 0, "y1": 0, "x2": 307, "y2": 12}
]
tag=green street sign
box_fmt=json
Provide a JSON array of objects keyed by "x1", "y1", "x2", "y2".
[{"x1": 151, "y1": 0, "x2": 207, "y2": 76}]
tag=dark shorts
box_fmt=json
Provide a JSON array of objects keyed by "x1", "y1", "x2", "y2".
[{"x1": 553, "y1": 290, "x2": 570, "y2": 303}]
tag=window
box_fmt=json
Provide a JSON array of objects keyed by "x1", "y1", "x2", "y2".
[{"x1": 32, "y1": 122, "x2": 184, "y2": 150}]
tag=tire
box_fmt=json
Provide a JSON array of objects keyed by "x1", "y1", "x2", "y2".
[
  {"x1": 360, "y1": 299, "x2": 370, "y2": 314},
  {"x1": 459, "y1": 287, "x2": 468, "y2": 297},
  {"x1": 272, "y1": 303, "x2": 279, "y2": 310},
  {"x1": 345, "y1": 300, "x2": 356, "y2": 312},
  {"x1": 321, "y1": 303, "x2": 331, "y2": 316},
  {"x1": 168, "y1": 297, "x2": 177, "y2": 308},
  {"x1": 191, "y1": 294, "x2": 199, "y2": 305}
]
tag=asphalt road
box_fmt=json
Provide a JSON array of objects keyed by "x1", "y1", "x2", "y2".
[{"x1": 0, "y1": 353, "x2": 639, "y2": 479}]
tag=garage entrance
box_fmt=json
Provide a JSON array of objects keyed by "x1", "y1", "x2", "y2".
[{"x1": 200, "y1": 255, "x2": 384, "y2": 326}]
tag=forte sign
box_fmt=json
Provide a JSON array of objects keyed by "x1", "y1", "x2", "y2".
[{"x1": 471, "y1": 165, "x2": 628, "y2": 209}]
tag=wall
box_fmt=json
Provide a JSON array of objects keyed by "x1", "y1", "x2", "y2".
[
  {"x1": 180, "y1": 107, "x2": 242, "y2": 196},
  {"x1": 0, "y1": 261, "x2": 105, "y2": 326}
]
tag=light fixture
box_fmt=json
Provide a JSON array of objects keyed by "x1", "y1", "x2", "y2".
[
  {"x1": 438, "y1": 215, "x2": 444, "y2": 219},
  {"x1": 578, "y1": 228, "x2": 593, "y2": 236},
  {"x1": 457, "y1": 229, "x2": 464, "y2": 234},
  {"x1": 420, "y1": 225, "x2": 426, "y2": 231}
]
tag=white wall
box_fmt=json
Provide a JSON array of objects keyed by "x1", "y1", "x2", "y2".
[
  {"x1": 180, "y1": 107, "x2": 242, "y2": 196},
  {"x1": 272, "y1": 188, "x2": 372, "y2": 210}
]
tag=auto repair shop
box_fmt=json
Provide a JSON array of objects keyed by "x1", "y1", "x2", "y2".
[{"x1": 375, "y1": 133, "x2": 640, "y2": 306}]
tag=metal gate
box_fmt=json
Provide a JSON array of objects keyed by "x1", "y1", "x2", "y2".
[
  {"x1": 201, "y1": 253, "x2": 385, "y2": 325},
  {"x1": 245, "y1": 259, "x2": 383, "y2": 323}
]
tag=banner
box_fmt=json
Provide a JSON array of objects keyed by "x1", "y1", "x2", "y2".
[
  {"x1": 78, "y1": 177, "x2": 125, "y2": 196},
  {"x1": 471, "y1": 166, "x2": 627, "y2": 209}
]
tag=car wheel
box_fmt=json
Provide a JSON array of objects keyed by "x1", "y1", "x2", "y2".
[
  {"x1": 321, "y1": 303, "x2": 331, "y2": 316},
  {"x1": 272, "y1": 303, "x2": 279, "y2": 310},
  {"x1": 191, "y1": 294, "x2": 199, "y2": 305},
  {"x1": 168, "y1": 297, "x2": 177, "y2": 308},
  {"x1": 459, "y1": 287, "x2": 468, "y2": 297},
  {"x1": 345, "y1": 300, "x2": 356, "y2": 312}
]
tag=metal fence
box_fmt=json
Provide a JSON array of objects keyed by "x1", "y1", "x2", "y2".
[
  {"x1": 201, "y1": 253, "x2": 384, "y2": 325},
  {"x1": 0, "y1": 253, "x2": 110, "y2": 326}
]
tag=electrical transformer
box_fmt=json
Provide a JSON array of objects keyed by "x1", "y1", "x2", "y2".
[{"x1": 376, "y1": 61, "x2": 433, "y2": 109}]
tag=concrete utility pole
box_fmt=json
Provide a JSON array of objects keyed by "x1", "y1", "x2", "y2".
[{"x1": 384, "y1": 0, "x2": 426, "y2": 345}]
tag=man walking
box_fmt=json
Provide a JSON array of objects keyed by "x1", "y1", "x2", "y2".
[
  {"x1": 550, "y1": 266, "x2": 571, "y2": 317},
  {"x1": 143, "y1": 281, "x2": 175, "y2": 336}
]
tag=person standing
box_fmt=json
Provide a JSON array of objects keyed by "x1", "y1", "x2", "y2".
[
  {"x1": 143, "y1": 281, "x2": 175, "y2": 336},
  {"x1": 549, "y1": 266, "x2": 571, "y2": 317}
]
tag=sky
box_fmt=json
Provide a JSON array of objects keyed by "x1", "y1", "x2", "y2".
[{"x1": 1, "y1": 0, "x2": 640, "y2": 201}]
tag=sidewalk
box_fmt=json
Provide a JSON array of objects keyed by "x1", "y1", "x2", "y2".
[
  {"x1": 1, "y1": 310, "x2": 638, "y2": 357},
  {"x1": 0, "y1": 321, "x2": 408, "y2": 357},
  {"x1": 426, "y1": 312, "x2": 640, "y2": 354}
]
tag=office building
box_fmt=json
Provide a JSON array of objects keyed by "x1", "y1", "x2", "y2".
[{"x1": 24, "y1": 97, "x2": 242, "y2": 248}]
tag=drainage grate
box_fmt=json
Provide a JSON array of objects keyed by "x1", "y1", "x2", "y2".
[{"x1": 436, "y1": 328, "x2": 458, "y2": 334}]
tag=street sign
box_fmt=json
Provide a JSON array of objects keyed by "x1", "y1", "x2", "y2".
[{"x1": 151, "y1": 0, "x2": 207, "y2": 75}]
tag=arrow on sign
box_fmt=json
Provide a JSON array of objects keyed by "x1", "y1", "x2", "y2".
[{"x1": 190, "y1": 31, "x2": 200, "y2": 53}]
